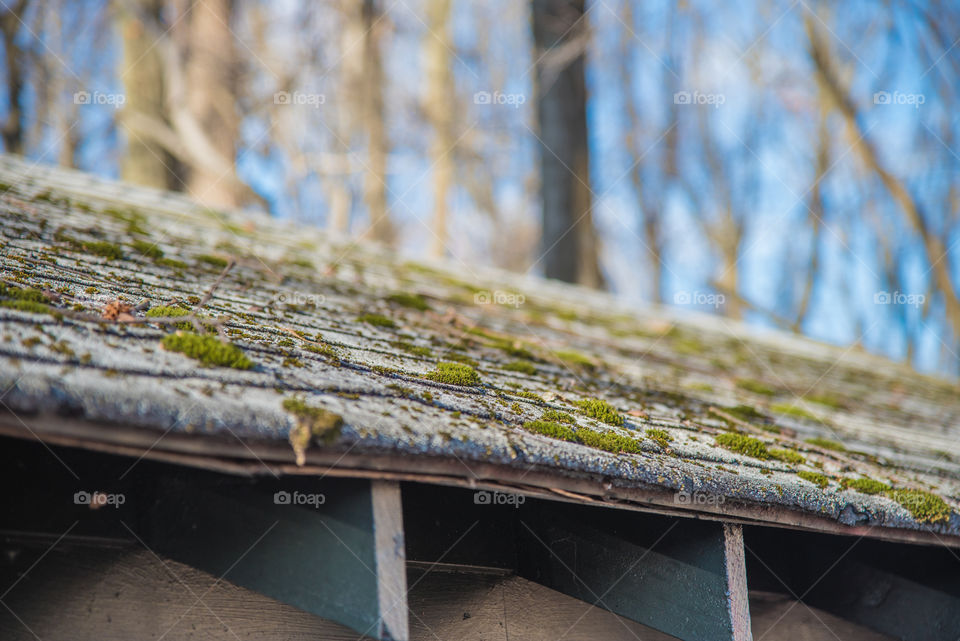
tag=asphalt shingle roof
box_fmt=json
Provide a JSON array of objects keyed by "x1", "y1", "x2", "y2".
[{"x1": 1, "y1": 153, "x2": 958, "y2": 544}]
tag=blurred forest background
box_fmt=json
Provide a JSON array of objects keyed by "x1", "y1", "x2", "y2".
[{"x1": 1, "y1": 0, "x2": 959, "y2": 376}]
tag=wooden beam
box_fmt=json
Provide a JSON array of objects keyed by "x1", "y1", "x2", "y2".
[
  {"x1": 143, "y1": 476, "x2": 408, "y2": 641},
  {"x1": 516, "y1": 503, "x2": 752, "y2": 641}
]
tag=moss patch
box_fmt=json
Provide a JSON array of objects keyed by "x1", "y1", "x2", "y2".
[
  {"x1": 503, "y1": 360, "x2": 537, "y2": 375},
  {"x1": 646, "y1": 428, "x2": 673, "y2": 449},
  {"x1": 131, "y1": 240, "x2": 164, "y2": 259},
  {"x1": 805, "y1": 437, "x2": 847, "y2": 452},
  {"x1": 574, "y1": 398, "x2": 623, "y2": 426},
  {"x1": 771, "y1": 403, "x2": 818, "y2": 421},
  {"x1": 736, "y1": 379, "x2": 776, "y2": 396},
  {"x1": 797, "y1": 471, "x2": 831, "y2": 489},
  {"x1": 196, "y1": 254, "x2": 229, "y2": 269},
  {"x1": 0, "y1": 299, "x2": 59, "y2": 318},
  {"x1": 0, "y1": 284, "x2": 48, "y2": 303},
  {"x1": 522, "y1": 421, "x2": 642, "y2": 454},
  {"x1": 523, "y1": 420, "x2": 577, "y2": 441},
  {"x1": 426, "y1": 362, "x2": 481, "y2": 386},
  {"x1": 358, "y1": 313, "x2": 396, "y2": 328},
  {"x1": 283, "y1": 397, "x2": 344, "y2": 466},
  {"x1": 715, "y1": 432, "x2": 769, "y2": 459},
  {"x1": 541, "y1": 409, "x2": 574, "y2": 424},
  {"x1": 841, "y1": 477, "x2": 890, "y2": 495},
  {"x1": 161, "y1": 332, "x2": 253, "y2": 369},
  {"x1": 156, "y1": 257, "x2": 188, "y2": 270},
  {"x1": 769, "y1": 448, "x2": 805, "y2": 465},
  {"x1": 146, "y1": 305, "x2": 193, "y2": 330},
  {"x1": 388, "y1": 292, "x2": 429, "y2": 310},
  {"x1": 886, "y1": 489, "x2": 952, "y2": 524},
  {"x1": 555, "y1": 350, "x2": 596, "y2": 371},
  {"x1": 82, "y1": 240, "x2": 124, "y2": 260}
]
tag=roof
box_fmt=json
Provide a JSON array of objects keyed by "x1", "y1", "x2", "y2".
[{"x1": 1, "y1": 153, "x2": 958, "y2": 546}]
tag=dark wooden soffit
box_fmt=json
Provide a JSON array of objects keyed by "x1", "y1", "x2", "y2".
[{"x1": 3, "y1": 415, "x2": 958, "y2": 551}]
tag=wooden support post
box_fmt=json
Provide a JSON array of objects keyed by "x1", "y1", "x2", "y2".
[
  {"x1": 144, "y1": 477, "x2": 409, "y2": 641},
  {"x1": 517, "y1": 504, "x2": 752, "y2": 641}
]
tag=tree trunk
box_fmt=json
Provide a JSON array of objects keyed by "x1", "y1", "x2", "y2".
[
  {"x1": 358, "y1": 0, "x2": 394, "y2": 246},
  {"x1": 424, "y1": 0, "x2": 454, "y2": 258},
  {"x1": 183, "y1": 0, "x2": 241, "y2": 209},
  {"x1": 0, "y1": 1, "x2": 26, "y2": 155},
  {"x1": 117, "y1": 0, "x2": 178, "y2": 190},
  {"x1": 531, "y1": 0, "x2": 604, "y2": 288}
]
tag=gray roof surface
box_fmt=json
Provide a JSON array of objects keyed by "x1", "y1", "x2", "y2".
[{"x1": 1, "y1": 153, "x2": 958, "y2": 542}]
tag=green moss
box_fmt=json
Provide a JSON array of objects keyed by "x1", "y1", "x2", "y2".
[
  {"x1": 715, "y1": 432, "x2": 769, "y2": 459},
  {"x1": 574, "y1": 398, "x2": 623, "y2": 426},
  {"x1": 523, "y1": 420, "x2": 577, "y2": 441},
  {"x1": 841, "y1": 477, "x2": 890, "y2": 495},
  {"x1": 161, "y1": 332, "x2": 253, "y2": 369},
  {"x1": 807, "y1": 393, "x2": 844, "y2": 409},
  {"x1": 771, "y1": 403, "x2": 818, "y2": 421},
  {"x1": 81, "y1": 240, "x2": 124, "y2": 260},
  {"x1": 196, "y1": 254, "x2": 229, "y2": 269},
  {"x1": 736, "y1": 379, "x2": 776, "y2": 396},
  {"x1": 146, "y1": 305, "x2": 193, "y2": 330},
  {"x1": 805, "y1": 437, "x2": 847, "y2": 452},
  {"x1": 282, "y1": 397, "x2": 344, "y2": 465},
  {"x1": 555, "y1": 350, "x2": 596, "y2": 371},
  {"x1": 515, "y1": 390, "x2": 543, "y2": 403},
  {"x1": 131, "y1": 240, "x2": 164, "y2": 259},
  {"x1": 426, "y1": 362, "x2": 481, "y2": 386},
  {"x1": 1, "y1": 299, "x2": 59, "y2": 318},
  {"x1": 576, "y1": 428, "x2": 643, "y2": 454},
  {"x1": 305, "y1": 343, "x2": 338, "y2": 359},
  {"x1": 358, "y1": 313, "x2": 396, "y2": 328},
  {"x1": 541, "y1": 409, "x2": 575, "y2": 424},
  {"x1": 646, "y1": 428, "x2": 673, "y2": 449},
  {"x1": 722, "y1": 404, "x2": 767, "y2": 423},
  {"x1": 886, "y1": 489, "x2": 952, "y2": 523},
  {"x1": 510, "y1": 401, "x2": 521, "y2": 413},
  {"x1": 797, "y1": 471, "x2": 831, "y2": 489},
  {"x1": 156, "y1": 257, "x2": 188, "y2": 270},
  {"x1": 394, "y1": 341, "x2": 433, "y2": 358},
  {"x1": 503, "y1": 360, "x2": 537, "y2": 375},
  {"x1": 769, "y1": 448, "x2": 805, "y2": 465},
  {"x1": 387, "y1": 292, "x2": 429, "y2": 311}
]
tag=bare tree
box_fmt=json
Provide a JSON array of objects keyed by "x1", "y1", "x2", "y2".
[
  {"x1": 424, "y1": 0, "x2": 454, "y2": 258},
  {"x1": 531, "y1": 0, "x2": 604, "y2": 288},
  {"x1": 0, "y1": 0, "x2": 27, "y2": 154}
]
